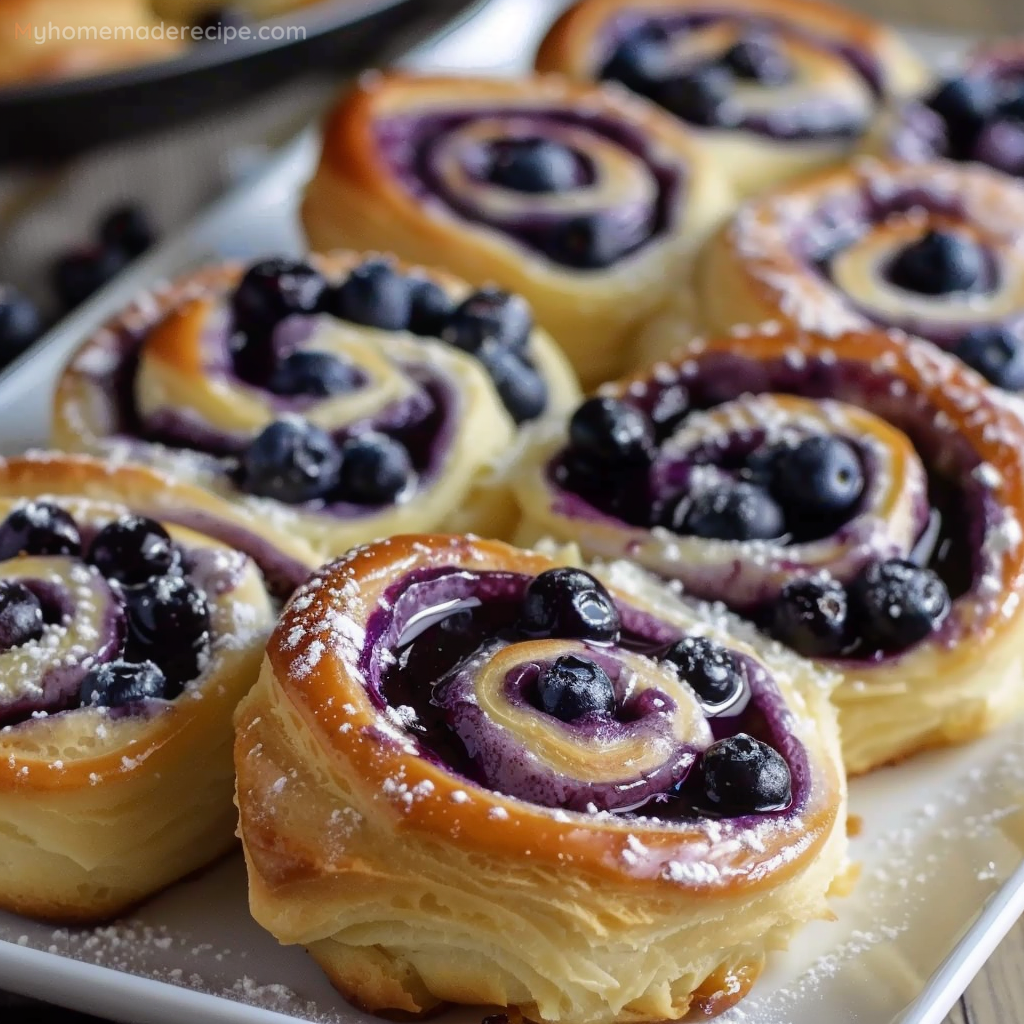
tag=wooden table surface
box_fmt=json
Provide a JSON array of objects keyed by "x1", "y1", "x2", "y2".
[{"x1": 0, "y1": 0, "x2": 1023, "y2": 1022}]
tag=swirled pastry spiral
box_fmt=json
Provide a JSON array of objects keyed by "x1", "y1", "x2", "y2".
[
  {"x1": 657, "y1": 157, "x2": 1024, "y2": 394},
  {"x1": 0, "y1": 0, "x2": 183, "y2": 87},
  {"x1": 301, "y1": 74, "x2": 732, "y2": 387},
  {"x1": 0, "y1": 453, "x2": 289, "y2": 922},
  {"x1": 513, "y1": 326, "x2": 1024, "y2": 775},
  {"x1": 535, "y1": 0, "x2": 927, "y2": 197},
  {"x1": 236, "y1": 535, "x2": 846, "y2": 1024},
  {"x1": 870, "y1": 39, "x2": 1024, "y2": 180},
  {"x1": 53, "y1": 252, "x2": 578, "y2": 556}
]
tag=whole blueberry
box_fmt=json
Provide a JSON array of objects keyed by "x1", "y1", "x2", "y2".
[
  {"x1": 600, "y1": 25, "x2": 670, "y2": 95},
  {"x1": 848, "y1": 558, "x2": 950, "y2": 652},
  {"x1": 925, "y1": 76, "x2": 999, "y2": 155},
  {"x1": 51, "y1": 246, "x2": 126, "y2": 311},
  {"x1": 331, "y1": 260, "x2": 412, "y2": 331},
  {"x1": 653, "y1": 65, "x2": 734, "y2": 127},
  {"x1": 337, "y1": 432, "x2": 412, "y2": 505},
  {"x1": 662, "y1": 636, "x2": 745, "y2": 707},
  {"x1": 99, "y1": 205, "x2": 155, "y2": 259},
  {"x1": 125, "y1": 575, "x2": 211, "y2": 691},
  {"x1": 773, "y1": 576, "x2": 848, "y2": 657},
  {"x1": 78, "y1": 660, "x2": 168, "y2": 708},
  {"x1": 721, "y1": 35, "x2": 792, "y2": 85},
  {"x1": 267, "y1": 351, "x2": 362, "y2": 397},
  {"x1": 568, "y1": 397, "x2": 655, "y2": 468},
  {"x1": 521, "y1": 567, "x2": 621, "y2": 643},
  {"x1": 701, "y1": 734, "x2": 792, "y2": 814},
  {"x1": 408, "y1": 277, "x2": 455, "y2": 337},
  {"x1": 0, "y1": 287, "x2": 43, "y2": 364},
  {"x1": 767, "y1": 436, "x2": 864, "y2": 518},
  {"x1": 486, "y1": 138, "x2": 581, "y2": 193},
  {"x1": 954, "y1": 327, "x2": 1024, "y2": 391},
  {"x1": 0, "y1": 581, "x2": 44, "y2": 650},
  {"x1": 241, "y1": 419, "x2": 342, "y2": 504},
  {"x1": 442, "y1": 288, "x2": 533, "y2": 353},
  {"x1": 670, "y1": 482, "x2": 785, "y2": 541},
  {"x1": 888, "y1": 230, "x2": 985, "y2": 296},
  {"x1": 536, "y1": 654, "x2": 616, "y2": 722},
  {"x1": 0, "y1": 502, "x2": 81, "y2": 560},
  {"x1": 233, "y1": 259, "x2": 326, "y2": 336},
  {"x1": 477, "y1": 344, "x2": 549, "y2": 424},
  {"x1": 545, "y1": 213, "x2": 629, "y2": 269},
  {"x1": 88, "y1": 515, "x2": 178, "y2": 586}
]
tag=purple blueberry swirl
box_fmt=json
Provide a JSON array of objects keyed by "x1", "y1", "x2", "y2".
[
  {"x1": 374, "y1": 108, "x2": 682, "y2": 269},
  {"x1": 360, "y1": 564, "x2": 810, "y2": 822}
]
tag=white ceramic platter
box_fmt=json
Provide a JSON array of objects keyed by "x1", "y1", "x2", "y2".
[{"x1": 0, "y1": 3, "x2": 1015, "y2": 1023}]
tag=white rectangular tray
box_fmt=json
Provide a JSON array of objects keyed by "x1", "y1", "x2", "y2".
[{"x1": 0, "y1": 4, "x2": 1017, "y2": 1023}]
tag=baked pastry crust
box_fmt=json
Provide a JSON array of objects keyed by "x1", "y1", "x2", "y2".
[
  {"x1": 649, "y1": 157, "x2": 1024, "y2": 371},
  {"x1": 535, "y1": 0, "x2": 928, "y2": 197},
  {"x1": 302, "y1": 74, "x2": 733, "y2": 387},
  {"x1": 513, "y1": 326, "x2": 1024, "y2": 775},
  {"x1": 52, "y1": 251, "x2": 579, "y2": 556},
  {"x1": 0, "y1": 453, "x2": 283, "y2": 922},
  {"x1": 236, "y1": 533, "x2": 847, "y2": 1024},
  {"x1": 0, "y1": 0, "x2": 183, "y2": 87},
  {"x1": 153, "y1": 0, "x2": 322, "y2": 19}
]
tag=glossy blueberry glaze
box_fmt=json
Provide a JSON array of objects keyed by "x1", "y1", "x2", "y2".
[
  {"x1": 361, "y1": 566, "x2": 811, "y2": 822},
  {"x1": 598, "y1": 10, "x2": 882, "y2": 140},
  {"x1": 374, "y1": 109, "x2": 682, "y2": 268}
]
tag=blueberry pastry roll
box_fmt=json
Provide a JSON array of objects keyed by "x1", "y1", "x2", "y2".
[
  {"x1": 871, "y1": 40, "x2": 1024, "y2": 180},
  {"x1": 0, "y1": 454, "x2": 281, "y2": 922},
  {"x1": 236, "y1": 535, "x2": 846, "y2": 1024},
  {"x1": 535, "y1": 0, "x2": 927, "y2": 197},
  {"x1": 53, "y1": 253, "x2": 578, "y2": 556},
  {"x1": 302, "y1": 75, "x2": 732, "y2": 387},
  {"x1": 514, "y1": 326, "x2": 1024, "y2": 774},
  {"x1": 658, "y1": 158, "x2": 1024, "y2": 393}
]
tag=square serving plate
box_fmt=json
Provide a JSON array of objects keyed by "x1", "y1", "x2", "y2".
[{"x1": 0, "y1": 3, "x2": 1019, "y2": 1023}]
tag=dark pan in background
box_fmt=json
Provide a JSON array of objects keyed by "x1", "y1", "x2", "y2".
[{"x1": 0, "y1": 0, "x2": 483, "y2": 163}]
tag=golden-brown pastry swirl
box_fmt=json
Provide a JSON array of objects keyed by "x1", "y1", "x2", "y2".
[
  {"x1": 302, "y1": 74, "x2": 733, "y2": 387},
  {"x1": 536, "y1": 0, "x2": 927, "y2": 196},
  {"x1": 236, "y1": 534, "x2": 846, "y2": 1024},
  {"x1": 52, "y1": 252, "x2": 579, "y2": 556},
  {"x1": 0, "y1": 453, "x2": 295, "y2": 922},
  {"x1": 652, "y1": 157, "x2": 1024, "y2": 394},
  {"x1": 513, "y1": 326, "x2": 1024, "y2": 774}
]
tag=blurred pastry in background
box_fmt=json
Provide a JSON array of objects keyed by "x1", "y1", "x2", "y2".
[{"x1": 0, "y1": 0, "x2": 184, "y2": 88}]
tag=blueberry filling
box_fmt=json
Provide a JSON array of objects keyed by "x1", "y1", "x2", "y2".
[
  {"x1": 549, "y1": 353, "x2": 976, "y2": 662},
  {"x1": 599, "y1": 13, "x2": 876, "y2": 140},
  {"x1": 241, "y1": 419, "x2": 344, "y2": 505},
  {"x1": 371, "y1": 566, "x2": 803, "y2": 820},
  {"x1": 329, "y1": 259, "x2": 413, "y2": 332},
  {"x1": 375, "y1": 109, "x2": 680, "y2": 270},
  {"x1": 0, "y1": 509, "x2": 218, "y2": 722},
  {"x1": 336, "y1": 432, "x2": 413, "y2": 505},
  {"x1": 442, "y1": 287, "x2": 533, "y2": 353}
]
